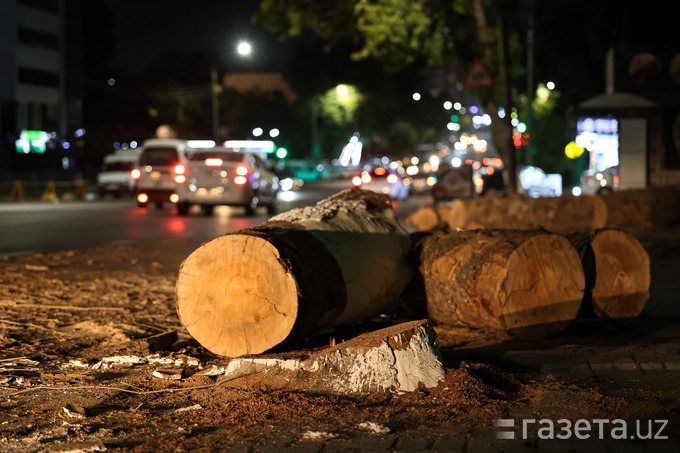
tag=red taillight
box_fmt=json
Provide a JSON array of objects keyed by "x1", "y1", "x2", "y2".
[
  {"x1": 131, "y1": 169, "x2": 141, "y2": 179},
  {"x1": 386, "y1": 174, "x2": 398, "y2": 184},
  {"x1": 137, "y1": 193, "x2": 148, "y2": 203},
  {"x1": 613, "y1": 175, "x2": 620, "y2": 185},
  {"x1": 375, "y1": 167, "x2": 386, "y2": 176},
  {"x1": 234, "y1": 175, "x2": 248, "y2": 185},
  {"x1": 174, "y1": 164, "x2": 185, "y2": 175},
  {"x1": 352, "y1": 176, "x2": 362, "y2": 187},
  {"x1": 175, "y1": 174, "x2": 186, "y2": 184},
  {"x1": 235, "y1": 165, "x2": 248, "y2": 176},
  {"x1": 205, "y1": 158, "x2": 223, "y2": 166},
  {"x1": 170, "y1": 194, "x2": 179, "y2": 203},
  {"x1": 361, "y1": 173, "x2": 371, "y2": 184}
]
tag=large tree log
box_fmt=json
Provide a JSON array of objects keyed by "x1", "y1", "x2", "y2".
[
  {"x1": 416, "y1": 229, "x2": 585, "y2": 339},
  {"x1": 175, "y1": 189, "x2": 412, "y2": 357},
  {"x1": 567, "y1": 228, "x2": 650, "y2": 320}
]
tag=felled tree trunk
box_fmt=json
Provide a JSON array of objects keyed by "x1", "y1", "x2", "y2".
[
  {"x1": 405, "y1": 204, "x2": 450, "y2": 232},
  {"x1": 175, "y1": 189, "x2": 412, "y2": 357},
  {"x1": 567, "y1": 228, "x2": 650, "y2": 320},
  {"x1": 416, "y1": 229, "x2": 585, "y2": 339}
]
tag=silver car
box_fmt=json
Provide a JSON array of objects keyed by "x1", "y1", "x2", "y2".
[{"x1": 175, "y1": 147, "x2": 279, "y2": 216}]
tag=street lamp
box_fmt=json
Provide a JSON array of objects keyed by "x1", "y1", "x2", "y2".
[{"x1": 211, "y1": 41, "x2": 252, "y2": 139}]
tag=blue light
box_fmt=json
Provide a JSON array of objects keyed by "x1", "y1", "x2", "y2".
[{"x1": 62, "y1": 142, "x2": 70, "y2": 149}]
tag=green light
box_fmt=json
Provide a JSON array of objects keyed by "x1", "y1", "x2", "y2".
[
  {"x1": 26, "y1": 130, "x2": 45, "y2": 140},
  {"x1": 276, "y1": 147, "x2": 288, "y2": 159},
  {"x1": 517, "y1": 122, "x2": 527, "y2": 133},
  {"x1": 450, "y1": 115, "x2": 459, "y2": 122}
]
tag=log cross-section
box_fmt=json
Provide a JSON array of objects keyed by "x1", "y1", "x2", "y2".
[
  {"x1": 176, "y1": 189, "x2": 412, "y2": 357},
  {"x1": 567, "y1": 228, "x2": 650, "y2": 320}
]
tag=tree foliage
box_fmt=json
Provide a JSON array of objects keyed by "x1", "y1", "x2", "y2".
[{"x1": 255, "y1": 0, "x2": 473, "y2": 72}]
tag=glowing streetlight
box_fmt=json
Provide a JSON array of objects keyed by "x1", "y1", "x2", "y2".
[
  {"x1": 412, "y1": 92, "x2": 421, "y2": 101},
  {"x1": 237, "y1": 41, "x2": 252, "y2": 56}
]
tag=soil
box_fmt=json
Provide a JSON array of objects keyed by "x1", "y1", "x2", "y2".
[{"x1": 1, "y1": 234, "x2": 679, "y2": 452}]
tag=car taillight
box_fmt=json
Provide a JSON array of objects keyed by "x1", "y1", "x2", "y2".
[
  {"x1": 131, "y1": 169, "x2": 141, "y2": 179},
  {"x1": 175, "y1": 174, "x2": 186, "y2": 184},
  {"x1": 170, "y1": 194, "x2": 179, "y2": 203},
  {"x1": 235, "y1": 165, "x2": 248, "y2": 176},
  {"x1": 137, "y1": 193, "x2": 148, "y2": 203},
  {"x1": 234, "y1": 176, "x2": 248, "y2": 185},
  {"x1": 386, "y1": 174, "x2": 398, "y2": 184},
  {"x1": 174, "y1": 164, "x2": 185, "y2": 175},
  {"x1": 205, "y1": 158, "x2": 223, "y2": 166},
  {"x1": 361, "y1": 173, "x2": 371, "y2": 184},
  {"x1": 352, "y1": 176, "x2": 362, "y2": 187},
  {"x1": 613, "y1": 175, "x2": 620, "y2": 186}
]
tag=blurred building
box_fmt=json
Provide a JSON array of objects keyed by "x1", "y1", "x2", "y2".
[
  {"x1": 223, "y1": 73, "x2": 297, "y2": 103},
  {"x1": 0, "y1": 0, "x2": 73, "y2": 176}
]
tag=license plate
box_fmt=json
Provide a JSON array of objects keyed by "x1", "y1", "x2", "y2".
[{"x1": 150, "y1": 171, "x2": 161, "y2": 179}]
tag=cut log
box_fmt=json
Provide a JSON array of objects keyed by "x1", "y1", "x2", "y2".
[
  {"x1": 405, "y1": 204, "x2": 449, "y2": 232},
  {"x1": 175, "y1": 189, "x2": 412, "y2": 357},
  {"x1": 567, "y1": 228, "x2": 650, "y2": 320},
  {"x1": 416, "y1": 229, "x2": 585, "y2": 339}
]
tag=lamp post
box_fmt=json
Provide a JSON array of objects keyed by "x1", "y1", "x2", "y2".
[{"x1": 211, "y1": 41, "x2": 252, "y2": 140}]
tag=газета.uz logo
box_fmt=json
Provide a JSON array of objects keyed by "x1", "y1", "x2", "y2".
[{"x1": 494, "y1": 418, "x2": 669, "y2": 440}]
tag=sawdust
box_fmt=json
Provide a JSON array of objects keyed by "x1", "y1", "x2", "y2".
[{"x1": 0, "y1": 238, "x2": 678, "y2": 451}]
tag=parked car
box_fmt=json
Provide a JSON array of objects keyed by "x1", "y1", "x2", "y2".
[
  {"x1": 175, "y1": 147, "x2": 279, "y2": 216},
  {"x1": 350, "y1": 167, "x2": 410, "y2": 200},
  {"x1": 97, "y1": 150, "x2": 139, "y2": 198}
]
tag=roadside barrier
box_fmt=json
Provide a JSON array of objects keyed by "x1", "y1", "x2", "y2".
[
  {"x1": 41, "y1": 180, "x2": 58, "y2": 202},
  {"x1": 8, "y1": 180, "x2": 24, "y2": 202},
  {"x1": 1, "y1": 179, "x2": 92, "y2": 202}
]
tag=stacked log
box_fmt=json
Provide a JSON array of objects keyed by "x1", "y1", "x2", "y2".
[
  {"x1": 567, "y1": 228, "x2": 650, "y2": 320},
  {"x1": 175, "y1": 189, "x2": 412, "y2": 357},
  {"x1": 414, "y1": 229, "x2": 586, "y2": 339},
  {"x1": 407, "y1": 186, "x2": 680, "y2": 234}
]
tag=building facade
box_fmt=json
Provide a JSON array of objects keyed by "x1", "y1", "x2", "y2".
[{"x1": 0, "y1": 0, "x2": 66, "y2": 173}]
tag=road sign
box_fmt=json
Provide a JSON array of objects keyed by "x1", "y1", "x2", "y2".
[{"x1": 463, "y1": 59, "x2": 495, "y2": 88}]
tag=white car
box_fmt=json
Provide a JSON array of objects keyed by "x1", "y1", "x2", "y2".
[
  {"x1": 175, "y1": 147, "x2": 279, "y2": 216},
  {"x1": 97, "y1": 150, "x2": 139, "y2": 198}
]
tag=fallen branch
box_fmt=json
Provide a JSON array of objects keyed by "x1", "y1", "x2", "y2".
[
  {"x1": 0, "y1": 319, "x2": 65, "y2": 334},
  {"x1": 0, "y1": 373, "x2": 254, "y2": 398},
  {"x1": 2, "y1": 302, "x2": 126, "y2": 312}
]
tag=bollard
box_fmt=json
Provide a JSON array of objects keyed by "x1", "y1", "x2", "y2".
[
  {"x1": 8, "y1": 180, "x2": 24, "y2": 202},
  {"x1": 73, "y1": 179, "x2": 87, "y2": 201},
  {"x1": 41, "y1": 180, "x2": 58, "y2": 202}
]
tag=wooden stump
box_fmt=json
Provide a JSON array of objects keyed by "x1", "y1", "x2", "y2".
[
  {"x1": 567, "y1": 228, "x2": 650, "y2": 320},
  {"x1": 416, "y1": 229, "x2": 585, "y2": 339},
  {"x1": 176, "y1": 189, "x2": 412, "y2": 357}
]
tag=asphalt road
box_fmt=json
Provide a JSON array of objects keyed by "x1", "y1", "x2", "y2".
[{"x1": 0, "y1": 179, "x2": 428, "y2": 257}]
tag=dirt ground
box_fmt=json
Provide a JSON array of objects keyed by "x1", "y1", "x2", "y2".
[{"x1": 1, "y1": 231, "x2": 679, "y2": 452}]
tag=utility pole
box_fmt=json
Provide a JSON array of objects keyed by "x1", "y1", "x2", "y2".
[
  {"x1": 497, "y1": 8, "x2": 518, "y2": 195},
  {"x1": 526, "y1": 12, "x2": 534, "y2": 166},
  {"x1": 211, "y1": 62, "x2": 218, "y2": 140}
]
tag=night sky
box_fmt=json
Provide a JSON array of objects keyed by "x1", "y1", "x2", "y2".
[{"x1": 104, "y1": 0, "x2": 298, "y2": 74}]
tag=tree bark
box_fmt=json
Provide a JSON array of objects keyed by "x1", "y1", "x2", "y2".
[
  {"x1": 175, "y1": 189, "x2": 412, "y2": 357},
  {"x1": 416, "y1": 229, "x2": 585, "y2": 339},
  {"x1": 567, "y1": 228, "x2": 650, "y2": 320}
]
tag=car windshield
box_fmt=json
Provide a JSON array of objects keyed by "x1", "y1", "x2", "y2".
[
  {"x1": 102, "y1": 162, "x2": 134, "y2": 172},
  {"x1": 188, "y1": 151, "x2": 244, "y2": 162},
  {"x1": 139, "y1": 147, "x2": 179, "y2": 166}
]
